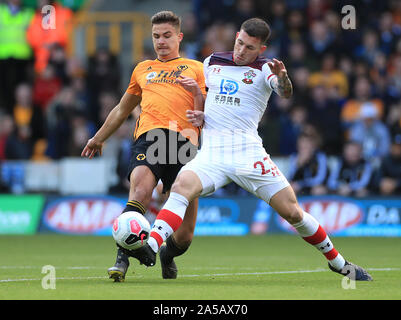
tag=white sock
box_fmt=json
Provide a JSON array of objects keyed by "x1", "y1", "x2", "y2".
[
  {"x1": 148, "y1": 192, "x2": 189, "y2": 253},
  {"x1": 292, "y1": 211, "x2": 346, "y2": 271}
]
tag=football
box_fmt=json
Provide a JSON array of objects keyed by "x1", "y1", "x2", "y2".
[{"x1": 112, "y1": 211, "x2": 151, "y2": 250}]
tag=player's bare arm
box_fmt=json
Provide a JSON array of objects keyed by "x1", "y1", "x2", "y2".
[
  {"x1": 268, "y1": 58, "x2": 293, "y2": 99},
  {"x1": 177, "y1": 75, "x2": 205, "y2": 127},
  {"x1": 176, "y1": 75, "x2": 205, "y2": 111},
  {"x1": 81, "y1": 92, "x2": 141, "y2": 158}
]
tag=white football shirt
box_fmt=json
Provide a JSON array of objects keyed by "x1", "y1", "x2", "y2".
[{"x1": 201, "y1": 51, "x2": 276, "y2": 149}]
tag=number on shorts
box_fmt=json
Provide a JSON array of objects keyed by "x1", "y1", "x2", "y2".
[{"x1": 253, "y1": 157, "x2": 280, "y2": 177}]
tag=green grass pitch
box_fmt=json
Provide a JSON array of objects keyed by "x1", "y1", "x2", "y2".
[{"x1": 0, "y1": 234, "x2": 400, "y2": 300}]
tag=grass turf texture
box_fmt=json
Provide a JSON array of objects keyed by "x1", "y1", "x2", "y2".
[{"x1": 0, "y1": 234, "x2": 400, "y2": 300}]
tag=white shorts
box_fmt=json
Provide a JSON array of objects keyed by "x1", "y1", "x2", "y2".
[{"x1": 180, "y1": 144, "x2": 290, "y2": 203}]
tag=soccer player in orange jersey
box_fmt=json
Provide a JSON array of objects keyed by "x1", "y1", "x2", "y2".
[{"x1": 81, "y1": 11, "x2": 206, "y2": 281}]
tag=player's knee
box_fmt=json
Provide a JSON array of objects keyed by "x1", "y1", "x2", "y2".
[
  {"x1": 171, "y1": 173, "x2": 198, "y2": 199},
  {"x1": 285, "y1": 205, "x2": 303, "y2": 225}
]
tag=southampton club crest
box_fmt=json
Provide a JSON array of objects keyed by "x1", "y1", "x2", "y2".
[{"x1": 242, "y1": 70, "x2": 256, "y2": 84}]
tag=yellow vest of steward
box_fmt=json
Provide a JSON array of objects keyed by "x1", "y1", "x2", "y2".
[{"x1": 0, "y1": 4, "x2": 34, "y2": 59}]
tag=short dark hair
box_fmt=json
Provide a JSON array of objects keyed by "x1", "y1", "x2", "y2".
[
  {"x1": 151, "y1": 11, "x2": 181, "y2": 31},
  {"x1": 240, "y1": 18, "x2": 271, "y2": 43}
]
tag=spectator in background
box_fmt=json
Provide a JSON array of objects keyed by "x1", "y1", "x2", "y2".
[
  {"x1": 86, "y1": 48, "x2": 121, "y2": 125},
  {"x1": 379, "y1": 133, "x2": 401, "y2": 195},
  {"x1": 287, "y1": 40, "x2": 317, "y2": 72},
  {"x1": 391, "y1": 0, "x2": 401, "y2": 25},
  {"x1": 45, "y1": 86, "x2": 85, "y2": 159},
  {"x1": 0, "y1": 114, "x2": 14, "y2": 160},
  {"x1": 96, "y1": 91, "x2": 122, "y2": 158},
  {"x1": 279, "y1": 104, "x2": 307, "y2": 155},
  {"x1": 386, "y1": 102, "x2": 401, "y2": 136},
  {"x1": 387, "y1": 54, "x2": 401, "y2": 101},
  {"x1": 265, "y1": 0, "x2": 287, "y2": 57},
  {"x1": 324, "y1": 10, "x2": 343, "y2": 45},
  {"x1": 306, "y1": 0, "x2": 330, "y2": 26},
  {"x1": 308, "y1": 53, "x2": 349, "y2": 99},
  {"x1": 199, "y1": 22, "x2": 236, "y2": 59},
  {"x1": 341, "y1": 76, "x2": 384, "y2": 129},
  {"x1": 231, "y1": 0, "x2": 256, "y2": 28},
  {"x1": 290, "y1": 66, "x2": 311, "y2": 104},
  {"x1": 68, "y1": 110, "x2": 93, "y2": 157},
  {"x1": 26, "y1": 0, "x2": 73, "y2": 74},
  {"x1": 354, "y1": 30, "x2": 383, "y2": 66},
  {"x1": 327, "y1": 140, "x2": 373, "y2": 197},
  {"x1": 369, "y1": 52, "x2": 389, "y2": 100},
  {"x1": 48, "y1": 43, "x2": 70, "y2": 85},
  {"x1": 307, "y1": 20, "x2": 335, "y2": 60},
  {"x1": 13, "y1": 83, "x2": 45, "y2": 147},
  {"x1": 32, "y1": 63, "x2": 62, "y2": 111},
  {"x1": 180, "y1": 12, "x2": 199, "y2": 59},
  {"x1": 338, "y1": 56, "x2": 354, "y2": 85},
  {"x1": 349, "y1": 102, "x2": 391, "y2": 162},
  {"x1": 378, "y1": 11, "x2": 400, "y2": 56},
  {"x1": 285, "y1": 10, "x2": 307, "y2": 43},
  {"x1": 0, "y1": 0, "x2": 34, "y2": 113},
  {"x1": 259, "y1": 94, "x2": 294, "y2": 155},
  {"x1": 5, "y1": 125, "x2": 33, "y2": 160},
  {"x1": 287, "y1": 130, "x2": 328, "y2": 195},
  {"x1": 307, "y1": 85, "x2": 343, "y2": 155},
  {"x1": 192, "y1": 0, "x2": 236, "y2": 32}
]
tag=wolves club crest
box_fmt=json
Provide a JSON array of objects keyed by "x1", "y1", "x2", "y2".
[{"x1": 242, "y1": 70, "x2": 256, "y2": 84}]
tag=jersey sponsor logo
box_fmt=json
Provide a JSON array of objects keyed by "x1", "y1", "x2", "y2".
[
  {"x1": 219, "y1": 79, "x2": 239, "y2": 95},
  {"x1": 146, "y1": 71, "x2": 158, "y2": 80},
  {"x1": 136, "y1": 153, "x2": 146, "y2": 160},
  {"x1": 177, "y1": 64, "x2": 188, "y2": 71},
  {"x1": 242, "y1": 70, "x2": 256, "y2": 84},
  {"x1": 214, "y1": 94, "x2": 240, "y2": 106},
  {"x1": 146, "y1": 65, "x2": 188, "y2": 84}
]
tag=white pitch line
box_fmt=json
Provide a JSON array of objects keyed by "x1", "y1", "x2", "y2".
[
  {"x1": 0, "y1": 267, "x2": 398, "y2": 283},
  {"x1": 180, "y1": 267, "x2": 400, "y2": 278},
  {"x1": 0, "y1": 266, "x2": 100, "y2": 270},
  {"x1": 0, "y1": 276, "x2": 108, "y2": 283}
]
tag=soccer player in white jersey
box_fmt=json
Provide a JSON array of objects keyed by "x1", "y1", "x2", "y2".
[{"x1": 135, "y1": 18, "x2": 372, "y2": 281}]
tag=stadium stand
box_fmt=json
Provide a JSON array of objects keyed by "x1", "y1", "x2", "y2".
[{"x1": 0, "y1": 0, "x2": 400, "y2": 197}]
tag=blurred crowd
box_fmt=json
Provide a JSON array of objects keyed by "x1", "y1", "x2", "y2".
[{"x1": 0, "y1": 0, "x2": 401, "y2": 196}]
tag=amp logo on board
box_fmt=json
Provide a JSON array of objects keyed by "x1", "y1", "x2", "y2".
[
  {"x1": 277, "y1": 199, "x2": 363, "y2": 234},
  {"x1": 43, "y1": 197, "x2": 124, "y2": 234}
]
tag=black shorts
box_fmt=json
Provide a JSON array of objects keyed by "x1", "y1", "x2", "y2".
[{"x1": 127, "y1": 128, "x2": 198, "y2": 193}]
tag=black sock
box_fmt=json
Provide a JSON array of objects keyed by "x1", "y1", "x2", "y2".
[
  {"x1": 123, "y1": 200, "x2": 146, "y2": 215},
  {"x1": 164, "y1": 236, "x2": 191, "y2": 263}
]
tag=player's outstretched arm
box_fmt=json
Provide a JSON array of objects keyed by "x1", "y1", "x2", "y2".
[
  {"x1": 268, "y1": 58, "x2": 293, "y2": 99},
  {"x1": 81, "y1": 92, "x2": 141, "y2": 159}
]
